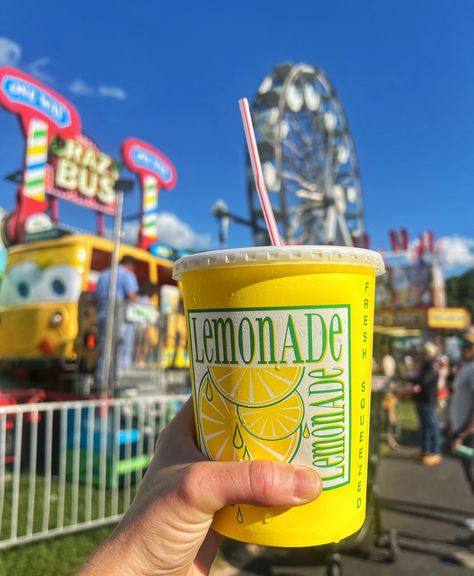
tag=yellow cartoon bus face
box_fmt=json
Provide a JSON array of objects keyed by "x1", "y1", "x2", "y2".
[{"x1": 0, "y1": 244, "x2": 85, "y2": 361}]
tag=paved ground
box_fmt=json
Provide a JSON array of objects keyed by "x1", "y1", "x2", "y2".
[{"x1": 212, "y1": 427, "x2": 474, "y2": 576}]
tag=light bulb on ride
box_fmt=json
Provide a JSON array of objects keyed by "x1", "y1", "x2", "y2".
[
  {"x1": 332, "y1": 184, "x2": 346, "y2": 213},
  {"x1": 258, "y1": 76, "x2": 273, "y2": 94},
  {"x1": 336, "y1": 145, "x2": 349, "y2": 164},
  {"x1": 324, "y1": 111, "x2": 337, "y2": 132},
  {"x1": 262, "y1": 161, "x2": 279, "y2": 191},
  {"x1": 346, "y1": 185, "x2": 357, "y2": 204},
  {"x1": 280, "y1": 119, "x2": 290, "y2": 139},
  {"x1": 303, "y1": 85, "x2": 320, "y2": 111},
  {"x1": 286, "y1": 84, "x2": 303, "y2": 112}
]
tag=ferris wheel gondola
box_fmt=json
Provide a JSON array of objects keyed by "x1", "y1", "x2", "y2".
[{"x1": 247, "y1": 62, "x2": 365, "y2": 247}]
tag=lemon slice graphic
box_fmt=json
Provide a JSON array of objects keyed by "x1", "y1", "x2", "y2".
[
  {"x1": 198, "y1": 374, "x2": 301, "y2": 462},
  {"x1": 209, "y1": 365, "x2": 304, "y2": 408},
  {"x1": 238, "y1": 391, "x2": 304, "y2": 441}
]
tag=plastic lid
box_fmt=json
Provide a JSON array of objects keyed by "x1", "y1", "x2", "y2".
[{"x1": 173, "y1": 245, "x2": 385, "y2": 280}]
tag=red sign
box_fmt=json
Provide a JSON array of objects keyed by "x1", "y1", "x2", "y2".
[
  {"x1": 121, "y1": 138, "x2": 176, "y2": 189},
  {"x1": 0, "y1": 67, "x2": 81, "y2": 136},
  {"x1": 121, "y1": 137, "x2": 177, "y2": 250},
  {"x1": 0, "y1": 67, "x2": 82, "y2": 244}
]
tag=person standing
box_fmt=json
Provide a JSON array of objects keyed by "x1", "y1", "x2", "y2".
[
  {"x1": 95, "y1": 255, "x2": 139, "y2": 386},
  {"x1": 410, "y1": 342, "x2": 442, "y2": 465},
  {"x1": 134, "y1": 281, "x2": 158, "y2": 368},
  {"x1": 381, "y1": 348, "x2": 400, "y2": 450},
  {"x1": 382, "y1": 349, "x2": 396, "y2": 382},
  {"x1": 448, "y1": 336, "x2": 474, "y2": 495}
]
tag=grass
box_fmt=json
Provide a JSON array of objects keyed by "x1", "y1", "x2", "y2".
[
  {"x1": 0, "y1": 472, "x2": 137, "y2": 576},
  {"x1": 0, "y1": 396, "x2": 169, "y2": 575},
  {"x1": 1, "y1": 474, "x2": 136, "y2": 539},
  {"x1": 0, "y1": 525, "x2": 115, "y2": 576}
]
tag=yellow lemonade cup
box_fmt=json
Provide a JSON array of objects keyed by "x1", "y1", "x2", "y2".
[{"x1": 173, "y1": 245, "x2": 385, "y2": 547}]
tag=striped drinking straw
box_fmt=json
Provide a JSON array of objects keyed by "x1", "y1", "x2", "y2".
[
  {"x1": 23, "y1": 119, "x2": 49, "y2": 202},
  {"x1": 239, "y1": 97, "x2": 282, "y2": 247}
]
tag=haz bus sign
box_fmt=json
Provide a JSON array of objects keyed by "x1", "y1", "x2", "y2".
[{"x1": 47, "y1": 135, "x2": 119, "y2": 214}]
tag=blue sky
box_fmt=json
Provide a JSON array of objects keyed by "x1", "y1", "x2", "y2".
[{"x1": 1, "y1": 1, "x2": 474, "y2": 270}]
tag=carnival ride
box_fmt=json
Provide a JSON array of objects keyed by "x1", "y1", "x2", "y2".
[
  {"x1": 0, "y1": 67, "x2": 187, "y2": 397},
  {"x1": 0, "y1": 234, "x2": 176, "y2": 370},
  {"x1": 247, "y1": 62, "x2": 365, "y2": 247}
]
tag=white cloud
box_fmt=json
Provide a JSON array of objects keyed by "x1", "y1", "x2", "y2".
[
  {"x1": 0, "y1": 40, "x2": 126, "y2": 102},
  {"x1": 0, "y1": 37, "x2": 21, "y2": 66},
  {"x1": 437, "y1": 235, "x2": 474, "y2": 269},
  {"x1": 0, "y1": 41, "x2": 54, "y2": 84},
  {"x1": 68, "y1": 79, "x2": 127, "y2": 101},
  {"x1": 27, "y1": 57, "x2": 55, "y2": 84},
  {"x1": 156, "y1": 212, "x2": 211, "y2": 250},
  {"x1": 121, "y1": 222, "x2": 139, "y2": 244},
  {"x1": 68, "y1": 78, "x2": 95, "y2": 96},
  {"x1": 98, "y1": 85, "x2": 127, "y2": 101},
  {"x1": 384, "y1": 234, "x2": 474, "y2": 276},
  {"x1": 122, "y1": 212, "x2": 211, "y2": 251}
]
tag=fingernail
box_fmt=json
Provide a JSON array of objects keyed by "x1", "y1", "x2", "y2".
[{"x1": 293, "y1": 466, "x2": 321, "y2": 503}]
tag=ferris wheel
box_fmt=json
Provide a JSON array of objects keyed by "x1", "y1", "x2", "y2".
[{"x1": 247, "y1": 62, "x2": 365, "y2": 247}]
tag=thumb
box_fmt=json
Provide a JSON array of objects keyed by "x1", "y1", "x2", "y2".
[{"x1": 176, "y1": 460, "x2": 322, "y2": 516}]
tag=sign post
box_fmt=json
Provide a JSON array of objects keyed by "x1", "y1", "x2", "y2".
[
  {"x1": 121, "y1": 138, "x2": 177, "y2": 249},
  {"x1": 101, "y1": 189, "x2": 125, "y2": 398},
  {"x1": 0, "y1": 67, "x2": 81, "y2": 243}
]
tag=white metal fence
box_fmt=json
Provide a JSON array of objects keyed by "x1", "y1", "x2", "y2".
[{"x1": 0, "y1": 394, "x2": 189, "y2": 549}]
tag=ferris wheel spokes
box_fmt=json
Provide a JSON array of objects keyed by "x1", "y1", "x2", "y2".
[{"x1": 247, "y1": 62, "x2": 364, "y2": 247}]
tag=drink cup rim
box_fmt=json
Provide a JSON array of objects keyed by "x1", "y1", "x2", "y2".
[{"x1": 172, "y1": 245, "x2": 385, "y2": 281}]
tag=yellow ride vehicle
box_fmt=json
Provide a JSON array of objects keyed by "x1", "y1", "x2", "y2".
[{"x1": 0, "y1": 233, "x2": 185, "y2": 386}]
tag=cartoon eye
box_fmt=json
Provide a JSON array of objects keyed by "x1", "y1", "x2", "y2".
[
  {"x1": 0, "y1": 262, "x2": 82, "y2": 305},
  {"x1": 51, "y1": 278, "x2": 66, "y2": 296},
  {"x1": 34, "y1": 265, "x2": 82, "y2": 302},
  {"x1": 0, "y1": 261, "x2": 40, "y2": 305},
  {"x1": 17, "y1": 281, "x2": 30, "y2": 299}
]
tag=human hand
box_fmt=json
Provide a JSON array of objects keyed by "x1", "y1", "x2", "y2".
[
  {"x1": 450, "y1": 435, "x2": 464, "y2": 451},
  {"x1": 77, "y1": 399, "x2": 322, "y2": 576}
]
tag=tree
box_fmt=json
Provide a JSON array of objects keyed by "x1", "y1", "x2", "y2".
[{"x1": 446, "y1": 269, "x2": 474, "y2": 318}]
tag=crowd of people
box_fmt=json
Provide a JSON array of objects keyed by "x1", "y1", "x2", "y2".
[{"x1": 377, "y1": 335, "x2": 474, "y2": 493}]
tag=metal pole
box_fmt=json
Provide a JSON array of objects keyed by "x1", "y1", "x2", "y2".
[{"x1": 101, "y1": 191, "x2": 124, "y2": 397}]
